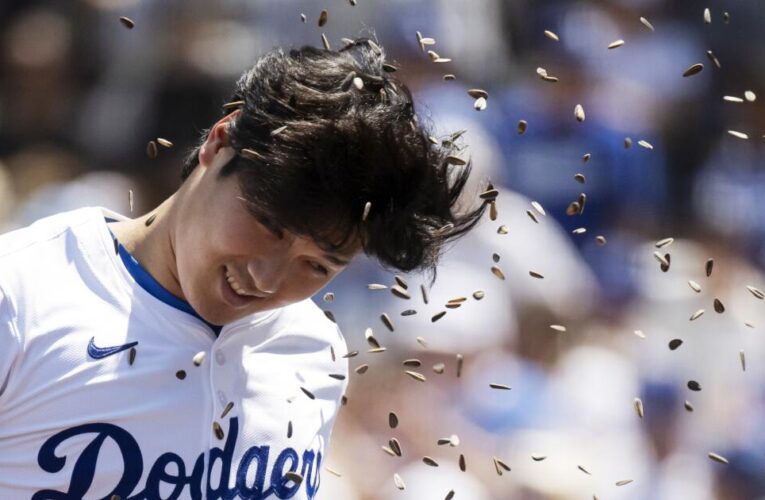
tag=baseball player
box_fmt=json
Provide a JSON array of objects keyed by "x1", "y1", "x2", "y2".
[{"x1": 0, "y1": 39, "x2": 484, "y2": 499}]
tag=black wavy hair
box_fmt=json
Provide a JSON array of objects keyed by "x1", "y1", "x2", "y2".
[{"x1": 181, "y1": 38, "x2": 486, "y2": 277}]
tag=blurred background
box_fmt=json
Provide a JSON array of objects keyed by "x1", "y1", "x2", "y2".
[{"x1": 2, "y1": 0, "x2": 765, "y2": 498}]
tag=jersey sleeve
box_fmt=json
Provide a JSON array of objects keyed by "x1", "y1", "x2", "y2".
[{"x1": 0, "y1": 284, "x2": 21, "y2": 399}]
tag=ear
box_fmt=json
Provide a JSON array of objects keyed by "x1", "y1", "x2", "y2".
[{"x1": 198, "y1": 109, "x2": 242, "y2": 169}]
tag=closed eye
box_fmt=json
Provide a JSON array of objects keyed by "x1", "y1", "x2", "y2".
[{"x1": 309, "y1": 261, "x2": 329, "y2": 276}]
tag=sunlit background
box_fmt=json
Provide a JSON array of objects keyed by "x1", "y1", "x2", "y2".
[{"x1": 2, "y1": 0, "x2": 765, "y2": 498}]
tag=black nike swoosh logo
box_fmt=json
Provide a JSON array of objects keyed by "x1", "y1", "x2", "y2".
[{"x1": 87, "y1": 337, "x2": 138, "y2": 360}]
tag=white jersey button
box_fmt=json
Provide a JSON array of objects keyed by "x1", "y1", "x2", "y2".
[{"x1": 215, "y1": 350, "x2": 226, "y2": 365}]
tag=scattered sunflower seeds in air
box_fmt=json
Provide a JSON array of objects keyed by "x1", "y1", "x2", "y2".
[
  {"x1": 431, "y1": 311, "x2": 446, "y2": 322},
  {"x1": 301, "y1": 386, "x2": 316, "y2": 400},
  {"x1": 607, "y1": 39, "x2": 625, "y2": 49},
  {"x1": 684, "y1": 400, "x2": 694, "y2": 411},
  {"x1": 241, "y1": 148, "x2": 266, "y2": 162},
  {"x1": 192, "y1": 351, "x2": 206, "y2": 366},
  {"x1": 128, "y1": 347, "x2": 136, "y2": 366},
  {"x1": 531, "y1": 201, "x2": 546, "y2": 216},
  {"x1": 323, "y1": 292, "x2": 334, "y2": 303},
  {"x1": 223, "y1": 100, "x2": 245, "y2": 110},
  {"x1": 708, "y1": 452, "x2": 729, "y2": 464},
  {"x1": 578, "y1": 465, "x2": 591, "y2": 475},
  {"x1": 615, "y1": 479, "x2": 633, "y2": 487},
  {"x1": 529, "y1": 271, "x2": 544, "y2": 279},
  {"x1": 638, "y1": 140, "x2": 653, "y2": 150},
  {"x1": 368, "y1": 283, "x2": 387, "y2": 290},
  {"x1": 574, "y1": 173, "x2": 586, "y2": 184},
  {"x1": 146, "y1": 140, "x2": 158, "y2": 159},
  {"x1": 574, "y1": 104, "x2": 585, "y2": 122},
  {"x1": 728, "y1": 130, "x2": 748, "y2": 139},
  {"x1": 634, "y1": 398, "x2": 644, "y2": 419},
  {"x1": 423, "y1": 456, "x2": 439, "y2": 467},
  {"x1": 491, "y1": 265, "x2": 506, "y2": 280},
  {"x1": 490, "y1": 383, "x2": 511, "y2": 390},
  {"x1": 213, "y1": 421, "x2": 224, "y2": 440},
  {"x1": 355, "y1": 364, "x2": 369, "y2": 374},
  {"x1": 518, "y1": 120, "x2": 528, "y2": 134},
  {"x1": 544, "y1": 30, "x2": 559, "y2": 41},
  {"x1": 287, "y1": 421, "x2": 293, "y2": 438},
  {"x1": 456, "y1": 354, "x2": 464, "y2": 377},
  {"x1": 389, "y1": 438, "x2": 402, "y2": 456},
  {"x1": 420, "y1": 284, "x2": 429, "y2": 304},
  {"x1": 624, "y1": 137, "x2": 633, "y2": 148},
  {"x1": 157, "y1": 138, "x2": 173, "y2": 148},
  {"x1": 401, "y1": 309, "x2": 417, "y2": 316},
  {"x1": 176, "y1": 370, "x2": 186, "y2": 380},
  {"x1": 682, "y1": 63, "x2": 704, "y2": 77},
  {"x1": 393, "y1": 473, "x2": 406, "y2": 490},
  {"x1": 706, "y1": 258, "x2": 714, "y2": 276},
  {"x1": 713, "y1": 298, "x2": 725, "y2": 313},
  {"x1": 405, "y1": 370, "x2": 426, "y2": 382},
  {"x1": 724, "y1": 96, "x2": 744, "y2": 103},
  {"x1": 391, "y1": 285, "x2": 410, "y2": 300},
  {"x1": 443, "y1": 74, "x2": 456, "y2": 80},
  {"x1": 688, "y1": 380, "x2": 702, "y2": 391},
  {"x1": 433, "y1": 363, "x2": 445, "y2": 374},
  {"x1": 745, "y1": 90, "x2": 756, "y2": 102},
  {"x1": 746, "y1": 286, "x2": 764, "y2": 299},
  {"x1": 389, "y1": 412, "x2": 399, "y2": 428},
  {"x1": 572, "y1": 227, "x2": 587, "y2": 235},
  {"x1": 343, "y1": 350, "x2": 359, "y2": 358},
  {"x1": 527, "y1": 210, "x2": 539, "y2": 223},
  {"x1": 550, "y1": 324, "x2": 567, "y2": 332},
  {"x1": 403, "y1": 359, "x2": 421, "y2": 367},
  {"x1": 669, "y1": 339, "x2": 683, "y2": 350},
  {"x1": 221, "y1": 401, "x2": 234, "y2": 419},
  {"x1": 723, "y1": 11, "x2": 730, "y2": 22},
  {"x1": 473, "y1": 290, "x2": 485, "y2": 300},
  {"x1": 690, "y1": 309, "x2": 705, "y2": 321},
  {"x1": 494, "y1": 457, "x2": 511, "y2": 473},
  {"x1": 300, "y1": 13, "x2": 306, "y2": 23},
  {"x1": 446, "y1": 490, "x2": 455, "y2": 500},
  {"x1": 703, "y1": 8, "x2": 711, "y2": 24},
  {"x1": 318, "y1": 9, "x2": 328, "y2": 26},
  {"x1": 706, "y1": 50, "x2": 721, "y2": 69},
  {"x1": 634, "y1": 329, "x2": 646, "y2": 339},
  {"x1": 467, "y1": 89, "x2": 488, "y2": 99},
  {"x1": 740, "y1": 350, "x2": 746, "y2": 371},
  {"x1": 639, "y1": 16, "x2": 655, "y2": 31},
  {"x1": 459, "y1": 454, "x2": 466, "y2": 471},
  {"x1": 653, "y1": 251, "x2": 669, "y2": 267},
  {"x1": 531, "y1": 454, "x2": 546, "y2": 462},
  {"x1": 473, "y1": 97, "x2": 487, "y2": 111},
  {"x1": 497, "y1": 225, "x2": 509, "y2": 234},
  {"x1": 119, "y1": 16, "x2": 135, "y2": 29},
  {"x1": 352, "y1": 77, "x2": 364, "y2": 90},
  {"x1": 321, "y1": 33, "x2": 330, "y2": 50},
  {"x1": 128, "y1": 189, "x2": 133, "y2": 212},
  {"x1": 596, "y1": 235, "x2": 607, "y2": 245},
  {"x1": 655, "y1": 237, "x2": 674, "y2": 248},
  {"x1": 285, "y1": 471, "x2": 304, "y2": 486},
  {"x1": 688, "y1": 280, "x2": 702, "y2": 293}
]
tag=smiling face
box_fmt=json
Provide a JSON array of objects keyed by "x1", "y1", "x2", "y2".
[{"x1": 173, "y1": 114, "x2": 359, "y2": 326}]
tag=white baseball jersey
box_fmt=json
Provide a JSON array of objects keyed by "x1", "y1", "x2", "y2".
[{"x1": 0, "y1": 206, "x2": 348, "y2": 499}]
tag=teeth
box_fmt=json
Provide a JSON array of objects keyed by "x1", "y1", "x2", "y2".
[{"x1": 225, "y1": 268, "x2": 255, "y2": 297}]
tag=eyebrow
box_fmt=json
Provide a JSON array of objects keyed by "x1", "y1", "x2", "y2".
[{"x1": 324, "y1": 253, "x2": 351, "y2": 267}]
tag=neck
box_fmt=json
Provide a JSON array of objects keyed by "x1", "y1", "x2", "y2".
[{"x1": 108, "y1": 193, "x2": 185, "y2": 301}]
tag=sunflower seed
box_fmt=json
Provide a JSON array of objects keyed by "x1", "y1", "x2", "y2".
[
  {"x1": 574, "y1": 104, "x2": 585, "y2": 122},
  {"x1": 624, "y1": 137, "x2": 633, "y2": 148},
  {"x1": 708, "y1": 452, "x2": 728, "y2": 464},
  {"x1": 705, "y1": 258, "x2": 714, "y2": 276},
  {"x1": 489, "y1": 201, "x2": 498, "y2": 220},
  {"x1": 529, "y1": 271, "x2": 544, "y2": 279},
  {"x1": 365, "y1": 328, "x2": 380, "y2": 348},
  {"x1": 269, "y1": 125, "x2": 287, "y2": 136},
  {"x1": 572, "y1": 227, "x2": 587, "y2": 235},
  {"x1": 688, "y1": 280, "x2": 702, "y2": 293},
  {"x1": 391, "y1": 285, "x2": 410, "y2": 300},
  {"x1": 318, "y1": 9, "x2": 328, "y2": 27},
  {"x1": 381, "y1": 446, "x2": 396, "y2": 457},
  {"x1": 490, "y1": 383, "x2": 511, "y2": 390},
  {"x1": 403, "y1": 359, "x2": 421, "y2": 367},
  {"x1": 745, "y1": 321, "x2": 755, "y2": 328},
  {"x1": 352, "y1": 77, "x2": 364, "y2": 90},
  {"x1": 723, "y1": 95, "x2": 744, "y2": 103},
  {"x1": 285, "y1": 471, "x2": 303, "y2": 486},
  {"x1": 703, "y1": 8, "x2": 711, "y2": 24},
  {"x1": 467, "y1": 89, "x2": 488, "y2": 99},
  {"x1": 740, "y1": 350, "x2": 746, "y2": 371},
  {"x1": 615, "y1": 479, "x2": 633, "y2": 487},
  {"x1": 518, "y1": 120, "x2": 528, "y2": 134},
  {"x1": 472, "y1": 290, "x2": 485, "y2": 300},
  {"x1": 653, "y1": 251, "x2": 669, "y2": 267},
  {"x1": 423, "y1": 456, "x2": 439, "y2": 466},
  {"x1": 321, "y1": 33, "x2": 330, "y2": 50},
  {"x1": 446, "y1": 491, "x2": 455, "y2": 500},
  {"x1": 527, "y1": 210, "x2": 539, "y2": 223},
  {"x1": 634, "y1": 397, "x2": 644, "y2": 418},
  {"x1": 638, "y1": 140, "x2": 653, "y2": 150},
  {"x1": 176, "y1": 370, "x2": 186, "y2": 380},
  {"x1": 443, "y1": 74, "x2": 456, "y2": 80},
  {"x1": 473, "y1": 97, "x2": 487, "y2": 111},
  {"x1": 128, "y1": 347, "x2": 136, "y2": 366},
  {"x1": 383, "y1": 63, "x2": 398, "y2": 72},
  {"x1": 746, "y1": 286, "x2": 764, "y2": 299},
  {"x1": 431, "y1": 311, "x2": 446, "y2": 322},
  {"x1": 389, "y1": 438, "x2": 402, "y2": 456},
  {"x1": 713, "y1": 298, "x2": 725, "y2": 313},
  {"x1": 221, "y1": 401, "x2": 234, "y2": 419},
  {"x1": 723, "y1": 11, "x2": 730, "y2": 22},
  {"x1": 393, "y1": 473, "x2": 405, "y2": 490},
  {"x1": 544, "y1": 30, "x2": 559, "y2": 41},
  {"x1": 684, "y1": 400, "x2": 694, "y2": 411},
  {"x1": 669, "y1": 339, "x2": 683, "y2": 350},
  {"x1": 655, "y1": 237, "x2": 674, "y2": 248},
  {"x1": 479, "y1": 188, "x2": 499, "y2": 200},
  {"x1": 213, "y1": 421, "x2": 224, "y2": 440},
  {"x1": 416, "y1": 336, "x2": 428, "y2": 348},
  {"x1": 687, "y1": 380, "x2": 701, "y2": 391},
  {"x1": 607, "y1": 39, "x2": 625, "y2": 49},
  {"x1": 495, "y1": 457, "x2": 511, "y2": 472},
  {"x1": 300, "y1": 13, "x2": 306, "y2": 22},
  {"x1": 433, "y1": 363, "x2": 445, "y2": 374},
  {"x1": 682, "y1": 63, "x2": 704, "y2": 77},
  {"x1": 323, "y1": 292, "x2": 334, "y2": 303},
  {"x1": 119, "y1": 16, "x2": 135, "y2": 29},
  {"x1": 445, "y1": 155, "x2": 467, "y2": 166},
  {"x1": 497, "y1": 225, "x2": 509, "y2": 234},
  {"x1": 745, "y1": 90, "x2": 756, "y2": 102},
  {"x1": 690, "y1": 309, "x2": 705, "y2": 321},
  {"x1": 459, "y1": 454, "x2": 466, "y2": 471},
  {"x1": 343, "y1": 351, "x2": 359, "y2": 358},
  {"x1": 157, "y1": 138, "x2": 173, "y2": 148},
  {"x1": 223, "y1": 100, "x2": 245, "y2": 109},
  {"x1": 355, "y1": 364, "x2": 369, "y2": 374},
  {"x1": 401, "y1": 309, "x2": 417, "y2": 316},
  {"x1": 530, "y1": 201, "x2": 546, "y2": 216},
  {"x1": 550, "y1": 324, "x2": 567, "y2": 332},
  {"x1": 661, "y1": 253, "x2": 671, "y2": 272},
  {"x1": 192, "y1": 351, "x2": 206, "y2": 367},
  {"x1": 241, "y1": 148, "x2": 266, "y2": 162},
  {"x1": 596, "y1": 235, "x2": 607, "y2": 245},
  {"x1": 728, "y1": 130, "x2": 748, "y2": 139},
  {"x1": 368, "y1": 283, "x2": 387, "y2": 290},
  {"x1": 574, "y1": 173, "x2": 586, "y2": 184},
  {"x1": 456, "y1": 354, "x2": 463, "y2": 377},
  {"x1": 447, "y1": 296, "x2": 467, "y2": 305},
  {"x1": 491, "y1": 265, "x2": 505, "y2": 280},
  {"x1": 405, "y1": 370, "x2": 426, "y2": 382},
  {"x1": 578, "y1": 464, "x2": 591, "y2": 475},
  {"x1": 419, "y1": 284, "x2": 429, "y2": 304},
  {"x1": 639, "y1": 16, "x2": 655, "y2": 31},
  {"x1": 531, "y1": 454, "x2": 546, "y2": 462},
  {"x1": 634, "y1": 329, "x2": 646, "y2": 339},
  {"x1": 420, "y1": 37, "x2": 436, "y2": 46},
  {"x1": 300, "y1": 386, "x2": 315, "y2": 400},
  {"x1": 328, "y1": 373, "x2": 346, "y2": 381},
  {"x1": 323, "y1": 310, "x2": 336, "y2": 323},
  {"x1": 389, "y1": 412, "x2": 399, "y2": 428},
  {"x1": 146, "y1": 140, "x2": 158, "y2": 159},
  {"x1": 706, "y1": 50, "x2": 721, "y2": 69}
]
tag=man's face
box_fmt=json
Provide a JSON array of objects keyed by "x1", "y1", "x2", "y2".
[{"x1": 174, "y1": 119, "x2": 359, "y2": 326}]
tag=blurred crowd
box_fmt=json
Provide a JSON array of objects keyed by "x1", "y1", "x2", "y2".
[{"x1": 2, "y1": 0, "x2": 765, "y2": 498}]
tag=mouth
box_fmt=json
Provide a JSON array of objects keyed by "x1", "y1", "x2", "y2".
[{"x1": 221, "y1": 265, "x2": 266, "y2": 307}]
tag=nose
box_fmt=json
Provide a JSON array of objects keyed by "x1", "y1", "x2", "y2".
[{"x1": 246, "y1": 254, "x2": 287, "y2": 294}]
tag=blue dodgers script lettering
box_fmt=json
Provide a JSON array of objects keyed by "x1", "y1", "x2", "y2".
[{"x1": 33, "y1": 417, "x2": 322, "y2": 499}]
